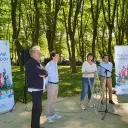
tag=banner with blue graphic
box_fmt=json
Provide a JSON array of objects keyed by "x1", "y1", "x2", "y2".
[
  {"x1": 0, "y1": 40, "x2": 15, "y2": 113},
  {"x1": 115, "y1": 46, "x2": 128, "y2": 95}
]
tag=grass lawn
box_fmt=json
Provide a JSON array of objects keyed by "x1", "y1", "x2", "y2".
[
  {"x1": 12, "y1": 66, "x2": 116, "y2": 103},
  {"x1": 12, "y1": 66, "x2": 82, "y2": 102}
]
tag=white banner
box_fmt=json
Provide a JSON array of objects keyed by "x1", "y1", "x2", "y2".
[
  {"x1": 115, "y1": 46, "x2": 128, "y2": 95},
  {"x1": 0, "y1": 40, "x2": 15, "y2": 113}
]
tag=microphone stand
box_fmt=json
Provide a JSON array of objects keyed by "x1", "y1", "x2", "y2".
[{"x1": 98, "y1": 64, "x2": 119, "y2": 120}]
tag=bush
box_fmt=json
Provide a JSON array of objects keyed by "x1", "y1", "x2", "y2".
[
  {"x1": 61, "y1": 59, "x2": 70, "y2": 66},
  {"x1": 42, "y1": 58, "x2": 51, "y2": 66},
  {"x1": 76, "y1": 60, "x2": 82, "y2": 66}
]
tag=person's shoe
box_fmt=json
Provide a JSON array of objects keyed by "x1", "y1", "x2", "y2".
[
  {"x1": 51, "y1": 114, "x2": 62, "y2": 120},
  {"x1": 87, "y1": 103, "x2": 93, "y2": 108},
  {"x1": 47, "y1": 117, "x2": 54, "y2": 123},
  {"x1": 80, "y1": 104, "x2": 86, "y2": 110},
  {"x1": 109, "y1": 100, "x2": 115, "y2": 105}
]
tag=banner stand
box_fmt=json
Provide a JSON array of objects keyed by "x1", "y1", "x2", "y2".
[{"x1": 117, "y1": 95, "x2": 128, "y2": 103}]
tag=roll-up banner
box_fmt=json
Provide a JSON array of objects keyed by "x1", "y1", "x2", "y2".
[
  {"x1": 0, "y1": 40, "x2": 15, "y2": 114},
  {"x1": 115, "y1": 46, "x2": 128, "y2": 95}
]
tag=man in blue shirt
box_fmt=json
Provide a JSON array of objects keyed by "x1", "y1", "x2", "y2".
[
  {"x1": 98, "y1": 54, "x2": 115, "y2": 104},
  {"x1": 46, "y1": 51, "x2": 61, "y2": 123}
]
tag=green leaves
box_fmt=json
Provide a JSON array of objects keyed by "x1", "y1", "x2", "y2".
[{"x1": 0, "y1": 0, "x2": 128, "y2": 69}]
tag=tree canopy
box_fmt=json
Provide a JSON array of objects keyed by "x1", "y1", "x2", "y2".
[{"x1": 0, "y1": 0, "x2": 128, "y2": 72}]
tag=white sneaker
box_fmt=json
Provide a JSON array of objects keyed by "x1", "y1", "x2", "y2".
[
  {"x1": 80, "y1": 104, "x2": 86, "y2": 110},
  {"x1": 51, "y1": 114, "x2": 62, "y2": 120},
  {"x1": 87, "y1": 103, "x2": 93, "y2": 108},
  {"x1": 47, "y1": 117, "x2": 54, "y2": 123}
]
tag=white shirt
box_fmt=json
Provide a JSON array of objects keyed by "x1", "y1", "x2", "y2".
[
  {"x1": 28, "y1": 88, "x2": 43, "y2": 92},
  {"x1": 82, "y1": 61, "x2": 97, "y2": 78}
]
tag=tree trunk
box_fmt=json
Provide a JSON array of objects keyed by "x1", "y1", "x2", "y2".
[
  {"x1": 70, "y1": 34, "x2": 77, "y2": 73},
  {"x1": 92, "y1": 28, "x2": 97, "y2": 58},
  {"x1": 44, "y1": 0, "x2": 61, "y2": 53},
  {"x1": 32, "y1": 0, "x2": 40, "y2": 46},
  {"x1": 90, "y1": 0, "x2": 100, "y2": 58},
  {"x1": 67, "y1": 0, "x2": 82, "y2": 73},
  {"x1": 108, "y1": 27, "x2": 112, "y2": 59},
  {"x1": 101, "y1": 0, "x2": 117, "y2": 59},
  {"x1": 15, "y1": 40, "x2": 24, "y2": 71},
  {"x1": 63, "y1": 8, "x2": 72, "y2": 60},
  {"x1": 77, "y1": 0, "x2": 86, "y2": 62},
  {"x1": 11, "y1": 0, "x2": 24, "y2": 71}
]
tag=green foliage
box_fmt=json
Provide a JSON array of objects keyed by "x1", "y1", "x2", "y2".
[
  {"x1": 0, "y1": 0, "x2": 128, "y2": 63},
  {"x1": 12, "y1": 66, "x2": 82, "y2": 101},
  {"x1": 12, "y1": 66, "x2": 116, "y2": 101}
]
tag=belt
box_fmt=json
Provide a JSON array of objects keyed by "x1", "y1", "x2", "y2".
[
  {"x1": 48, "y1": 82, "x2": 59, "y2": 84},
  {"x1": 100, "y1": 75, "x2": 111, "y2": 78}
]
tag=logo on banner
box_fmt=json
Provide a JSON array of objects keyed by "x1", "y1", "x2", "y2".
[
  {"x1": 115, "y1": 53, "x2": 128, "y2": 61},
  {"x1": 0, "y1": 52, "x2": 8, "y2": 62}
]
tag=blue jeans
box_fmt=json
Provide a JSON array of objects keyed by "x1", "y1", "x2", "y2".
[{"x1": 80, "y1": 77, "x2": 94, "y2": 101}]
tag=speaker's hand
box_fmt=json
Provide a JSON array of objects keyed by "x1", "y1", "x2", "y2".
[{"x1": 39, "y1": 75, "x2": 45, "y2": 77}]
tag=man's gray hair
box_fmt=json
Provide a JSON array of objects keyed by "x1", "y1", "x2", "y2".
[{"x1": 29, "y1": 46, "x2": 40, "y2": 56}]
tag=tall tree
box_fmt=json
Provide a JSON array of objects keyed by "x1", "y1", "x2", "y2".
[
  {"x1": 11, "y1": 0, "x2": 24, "y2": 71},
  {"x1": 32, "y1": 0, "x2": 40, "y2": 46},
  {"x1": 77, "y1": 0, "x2": 90, "y2": 62},
  {"x1": 101, "y1": 0, "x2": 118, "y2": 60},
  {"x1": 63, "y1": 8, "x2": 72, "y2": 62},
  {"x1": 44, "y1": 0, "x2": 62, "y2": 53},
  {"x1": 90, "y1": 0, "x2": 100, "y2": 58},
  {"x1": 67, "y1": 0, "x2": 82, "y2": 73},
  {"x1": 115, "y1": 0, "x2": 126, "y2": 45}
]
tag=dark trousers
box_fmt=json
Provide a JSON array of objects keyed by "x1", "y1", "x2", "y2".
[{"x1": 30, "y1": 91, "x2": 43, "y2": 128}]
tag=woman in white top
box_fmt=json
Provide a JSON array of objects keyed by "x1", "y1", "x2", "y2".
[{"x1": 80, "y1": 53, "x2": 97, "y2": 110}]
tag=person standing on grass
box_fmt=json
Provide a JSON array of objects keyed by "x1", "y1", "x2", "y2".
[
  {"x1": 46, "y1": 51, "x2": 62, "y2": 123},
  {"x1": 26, "y1": 46, "x2": 47, "y2": 128},
  {"x1": 80, "y1": 53, "x2": 97, "y2": 110}
]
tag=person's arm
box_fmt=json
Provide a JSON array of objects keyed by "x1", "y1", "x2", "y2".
[
  {"x1": 94, "y1": 64, "x2": 98, "y2": 72},
  {"x1": 110, "y1": 62, "x2": 113, "y2": 72},
  {"x1": 27, "y1": 62, "x2": 47, "y2": 76},
  {"x1": 81, "y1": 62, "x2": 94, "y2": 74},
  {"x1": 83, "y1": 71, "x2": 95, "y2": 74},
  {"x1": 39, "y1": 74, "x2": 46, "y2": 77},
  {"x1": 39, "y1": 64, "x2": 48, "y2": 77},
  {"x1": 83, "y1": 65, "x2": 97, "y2": 74}
]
